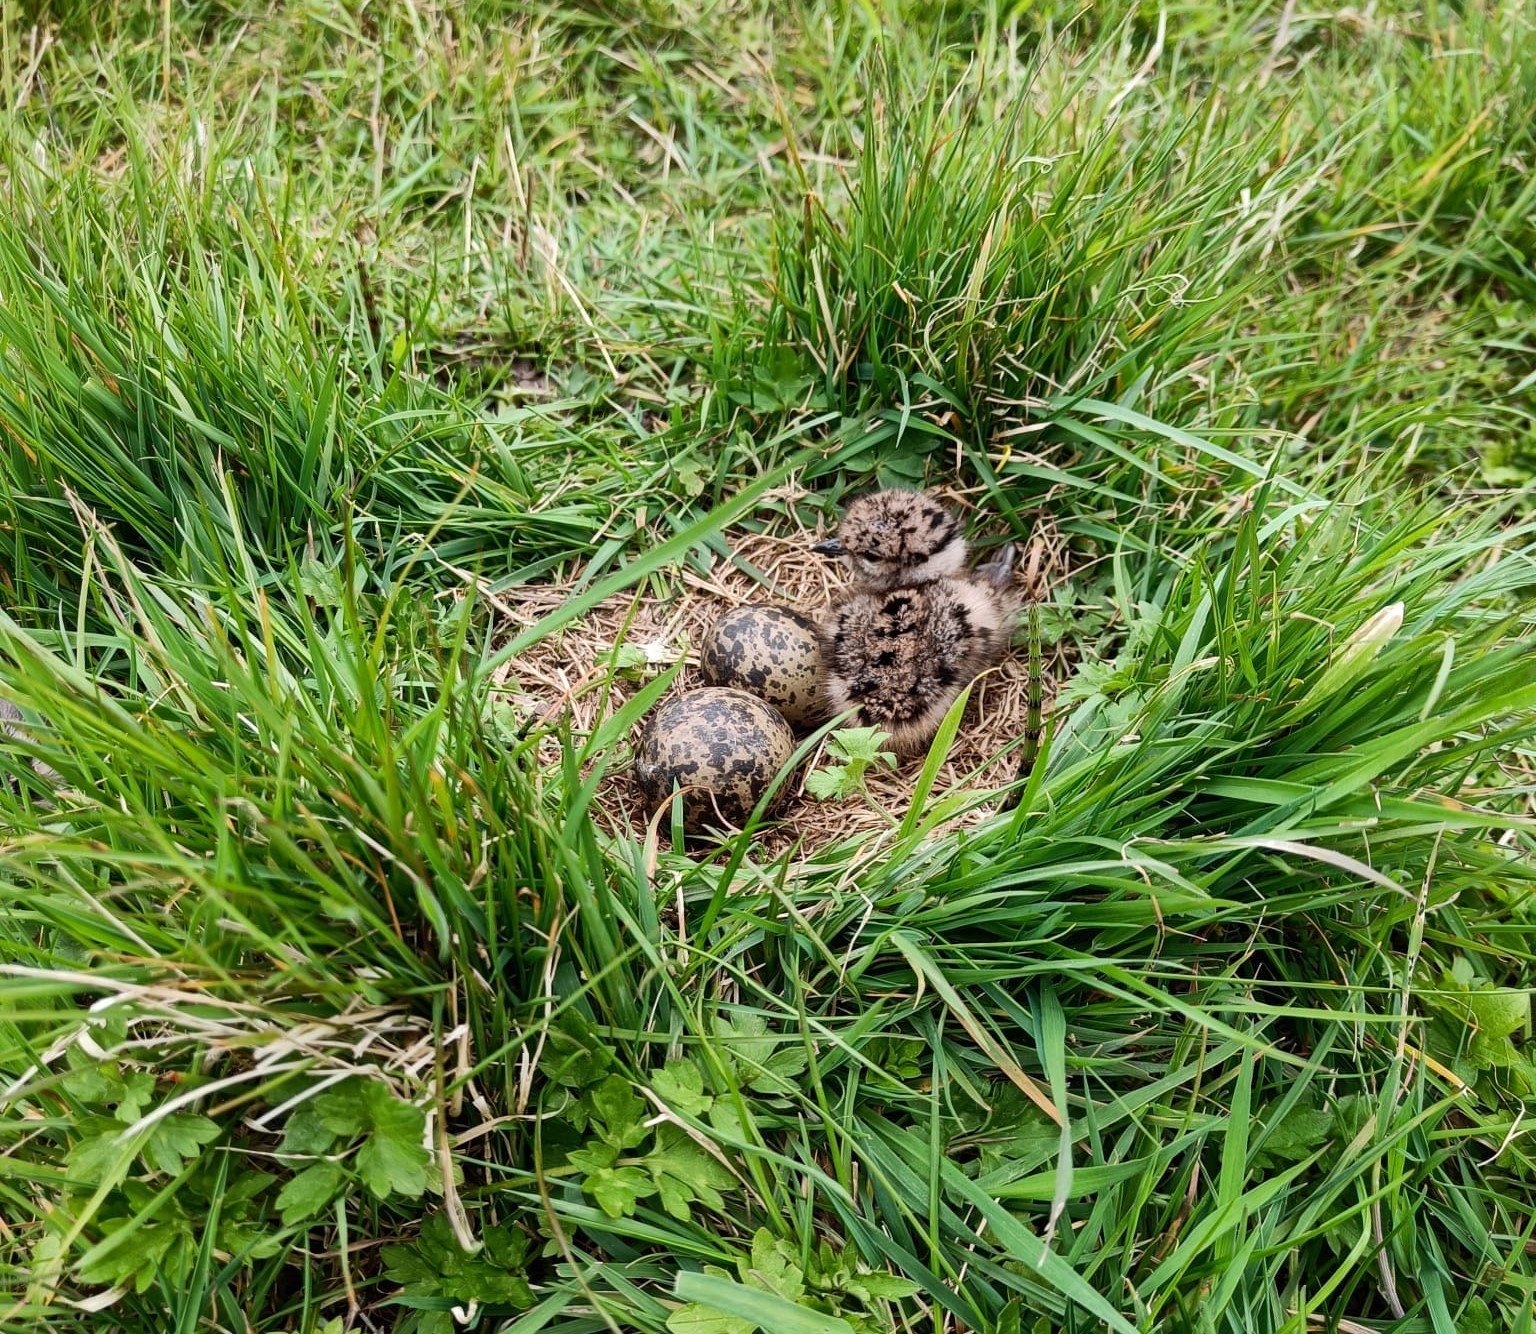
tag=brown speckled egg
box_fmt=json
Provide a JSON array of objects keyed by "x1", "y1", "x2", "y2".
[
  {"x1": 699, "y1": 606, "x2": 823, "y2": 730},
  {"x1": 634, "y1": 687, "x2": 796, "y2": 833}
]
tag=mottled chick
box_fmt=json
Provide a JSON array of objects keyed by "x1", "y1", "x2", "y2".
[
  {"x1": 812, "y1": 487, "x2": 969, "y2": 591},
  {"x1": 0, "y1": 695, "x2": 62, "y2": 786},
  {"x1": 815, "y1": 489, "x2": 1020, "y2": 754}
]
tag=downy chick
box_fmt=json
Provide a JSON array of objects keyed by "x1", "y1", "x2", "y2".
[
  {"x1": 0, "y1": 695, "x2": 62, "y2": 787},
  {"x1": 813, "y1": 489, "x2": 1020, "y2": 755}
]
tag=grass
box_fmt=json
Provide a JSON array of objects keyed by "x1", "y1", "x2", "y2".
[{"x1": 1, "y1": 2, "x2": 1535, "y2": 1332}]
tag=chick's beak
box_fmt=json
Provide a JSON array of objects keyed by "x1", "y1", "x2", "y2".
[{"x1": 811, "y1": 538, "x2": 844, "y2": 558}]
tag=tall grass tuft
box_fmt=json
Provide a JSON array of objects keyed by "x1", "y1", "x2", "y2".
[{"x1": 768, "y1": 47, "x2": 1322, "y2": 444}]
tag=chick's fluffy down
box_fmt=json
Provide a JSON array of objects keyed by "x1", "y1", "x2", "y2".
[{"x1": 818, "y1": 579, "x2": 1012, "y2": 754}]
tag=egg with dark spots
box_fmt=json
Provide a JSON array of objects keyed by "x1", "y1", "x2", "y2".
[
  {"x1": 699, "y1": 606, "x2": 823, "y2": 729},
  {"x1": 634, "y1": 687, "x2": 796, "y2": 833}
]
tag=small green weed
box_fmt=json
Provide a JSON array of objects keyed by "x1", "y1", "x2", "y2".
[{"x1": 804, "y1": 725, "x2": 899, "y2": 801}]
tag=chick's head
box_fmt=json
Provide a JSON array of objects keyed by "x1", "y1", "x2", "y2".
[{"x1": 812, "y1": 489, "x2": 968, "y2": 590}]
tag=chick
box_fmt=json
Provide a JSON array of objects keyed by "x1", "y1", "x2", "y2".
[
  {"x1": 813, "y1": 489, "x2": 1021, "y2": 754},
  {"x1": 0, "y1": 695, "x2": 61, "y2": 786}
]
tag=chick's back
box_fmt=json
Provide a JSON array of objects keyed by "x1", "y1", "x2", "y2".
[{"x1": 818, "y1": 578, "x2": 1012, "y2": 754}]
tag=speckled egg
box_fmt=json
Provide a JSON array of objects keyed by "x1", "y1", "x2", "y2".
[
  {"x1": 699, "y1": 605, "x2": 823, "y2": 729},
  {"x1": 634, "y1": 687, "x2": 796, "y2": 833}
]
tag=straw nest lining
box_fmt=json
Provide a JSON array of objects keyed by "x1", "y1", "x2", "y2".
[{"x1": 491, "y1": 488, "x2": 1074, "y2": 858}]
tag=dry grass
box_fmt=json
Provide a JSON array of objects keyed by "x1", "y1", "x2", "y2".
[{"x1": 490, "y1": 491, "x2": 1076, "y2": 859}]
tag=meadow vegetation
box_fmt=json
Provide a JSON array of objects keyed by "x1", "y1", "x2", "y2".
[{"x1": 1, "y1": 2, "x2": 1534, "y2": 1331}]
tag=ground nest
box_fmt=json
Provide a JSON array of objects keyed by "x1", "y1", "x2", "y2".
[{"x1": 490, "y1": 487, "x2": 1076, "y2": 859}]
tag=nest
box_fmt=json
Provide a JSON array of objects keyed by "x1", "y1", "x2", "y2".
[{"x1": 489, "y1": 487, "x2": 1076, "y2": 861}]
